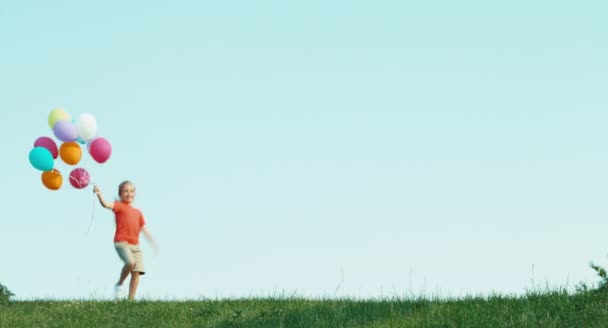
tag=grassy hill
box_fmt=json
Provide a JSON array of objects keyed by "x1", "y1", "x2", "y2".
[{"x1": 2, "y1": 290, "x2": 608, "y2": 327}]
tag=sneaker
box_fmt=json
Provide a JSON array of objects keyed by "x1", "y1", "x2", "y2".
[{"x1": 114, "y1": 284, "x2": 127, "y2": 299}]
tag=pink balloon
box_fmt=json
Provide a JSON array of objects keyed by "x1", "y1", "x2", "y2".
[
  {"x1": 34, "y1": 136, "x2": 59, "y2": 159},
  {"x1": 69, "y1": 168, "x2": 90, "y2": 189},
  {"x1": 89, "y1": 137, "x2": 112, "y2": 164},
  {"x1": 86, "y1": 137, "x2": 98, "y2": 152}
]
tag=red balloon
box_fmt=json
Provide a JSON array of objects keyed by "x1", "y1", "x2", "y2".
[
  {"x1": 34, "y1": 136, "x2": 59, "y2": 159},
  {"x1": 69, "y1": 168, "x2": 90, "y2": 189},
  {"x1": 89, "y1": 137, "x2": 112, "y2": 164}
]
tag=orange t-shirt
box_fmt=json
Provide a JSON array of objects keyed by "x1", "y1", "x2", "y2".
[{"x1": 113, "y1": 201, "x2": 146, "y2": 245}]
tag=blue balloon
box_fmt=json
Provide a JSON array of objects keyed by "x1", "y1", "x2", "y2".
[
  {"x1": 76, "y1": 136, "x2": 86, "y2": 144},
  {"x1": 29, "y1": 147, "x2": 54, "y2": 171}
]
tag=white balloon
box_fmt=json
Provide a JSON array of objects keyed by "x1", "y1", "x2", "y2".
[{"x1": 77, "y1": 113, "x2": 97, "y2": 141}]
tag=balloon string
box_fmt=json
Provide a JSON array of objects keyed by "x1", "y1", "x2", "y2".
[
  {"x1": 82, "y1": 142, "x2": 98, "y2": 236},
  {"x1": 85, "y1": 190, "x2": 96, "y2": 236}
]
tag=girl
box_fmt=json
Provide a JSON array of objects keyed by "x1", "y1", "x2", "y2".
[{"x1": 93, "y1": 180, "x2": 158, "y2": 300}]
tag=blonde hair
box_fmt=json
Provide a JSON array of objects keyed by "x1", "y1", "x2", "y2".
[{"x1": 118, "y1": 180, "x2": 135, "y2": 195}]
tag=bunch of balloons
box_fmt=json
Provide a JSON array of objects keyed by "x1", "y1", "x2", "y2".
[{"x1": 28, "y1": 108, "x2": 112, "y2": 190}]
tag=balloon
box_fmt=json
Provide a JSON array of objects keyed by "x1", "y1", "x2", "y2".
[
  {"x1": 76, "y1": 136, "x2": 86, "y2": 144},
  {"x1": 41, "y1": 169, "x2": 63, "y2": 190},
  {"x1": 59, "y1": 142, "x2": 82, "y2": 165},
  {"x1": 53, "y1": 120, "x2": 78, "y2": 142},
  {"x1": 69, "y1": 168, "x2": 90, "y2": 189},
  {"x1": 87, "y1": 137, "x2": 98, "y2": 152},
  {"x1": 34, "y1": 136, "x2": 58, "y2": 159},
  {"x1": 29, "y1": 147, "x2": 54, "y2": 171},
  {"x1": 89, "y1": 137, "x2": 111, "y2": 163},
  {"x1": 76, "y1": 113, "x2": 97, "y2": 141},
  {"x1": 48, "y1": 108, "x2": 70, "y2": 129}
]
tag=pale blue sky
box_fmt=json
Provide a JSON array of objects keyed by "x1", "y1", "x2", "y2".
[{"x1": 1, "y1": 1, "x2": 608, "y2": 300}]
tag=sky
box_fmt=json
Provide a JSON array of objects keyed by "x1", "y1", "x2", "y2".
[{"x1": 1, "y1": 0, "x2": 608, "y2": 300}]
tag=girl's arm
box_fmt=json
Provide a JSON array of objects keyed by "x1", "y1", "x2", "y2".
[
  {"x1": 93, "y1": 185, "x2": 114, "y2": 210},
  {"x1": 142, "y1": 226, "x2": 159, "y2": 255}
]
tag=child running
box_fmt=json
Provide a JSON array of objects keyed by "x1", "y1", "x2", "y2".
[{"x1": 93, "y1": 180, "x2": 158, "y2": 300}]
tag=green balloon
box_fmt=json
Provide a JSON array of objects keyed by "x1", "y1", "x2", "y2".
[
  {"x1": 29, "y1": 147, "x2": 54, "y2": 171},
  {"x1": 48, "y1": 108, "x2": 70, "y2": 129}
]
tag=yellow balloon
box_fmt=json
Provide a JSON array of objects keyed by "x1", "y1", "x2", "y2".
[{"x1": 48, "y1": 108, "x2": 70, "y2": 129}]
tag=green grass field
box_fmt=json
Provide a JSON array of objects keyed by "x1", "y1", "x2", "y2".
[{"x1": 2, "y1": 290, "x2": 608, "y2": 327}]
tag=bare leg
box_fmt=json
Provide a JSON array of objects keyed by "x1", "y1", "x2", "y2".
[
  {"x1": 118, "y1": 263, "x2": 135, "y2": 286},
  {"x1": 129, "y1": 272, "x2": 140, "y2": 300}
]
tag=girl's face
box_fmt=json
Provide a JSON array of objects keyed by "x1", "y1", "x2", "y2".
[{"x1": 119, "y1": 183, "x2": 136, "y2": 203}]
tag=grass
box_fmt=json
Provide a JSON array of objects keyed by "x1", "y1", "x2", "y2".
[{"x1": 2, "y1": 290, "x2": 608, "y2": 327}]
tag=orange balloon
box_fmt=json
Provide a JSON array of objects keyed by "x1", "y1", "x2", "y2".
[
  {"x1": 59, "y1": 142, "x2": 82, "y2": 165},
  {"x1": 41, "y1": 169, "x2": 63, "y2": 190}
]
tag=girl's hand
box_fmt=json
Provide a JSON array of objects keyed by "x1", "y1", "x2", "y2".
[{"x1": 93, "y1": 185, "x2": 100, "y2": 195}]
